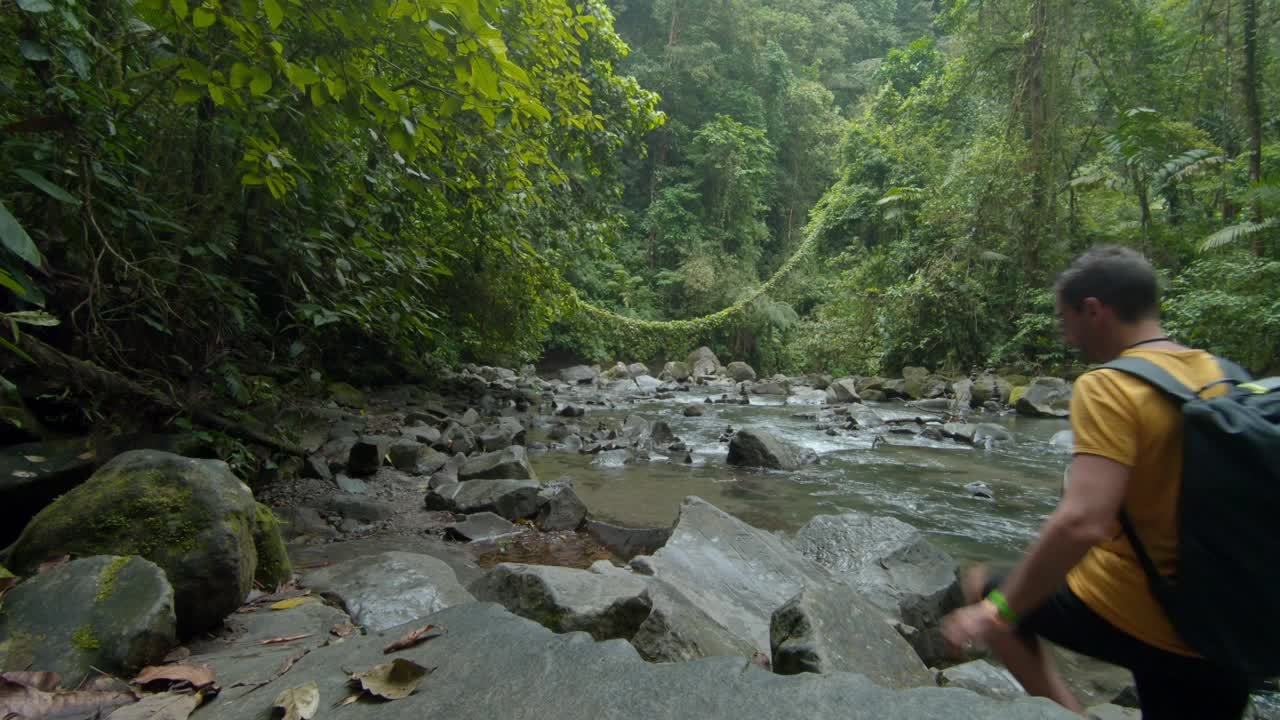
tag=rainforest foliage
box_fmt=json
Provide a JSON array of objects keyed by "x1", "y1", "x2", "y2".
[{"x1": 2, "y1": 0, "x2": 1278, "y2": 409}]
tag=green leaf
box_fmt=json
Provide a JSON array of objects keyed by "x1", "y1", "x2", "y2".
[
  {"x1": 285, "y1": 63, "x2": 320, "y2": 89},
  {"x1": 0, "y1": 203, "x2": 42, "y2": 268},
  {"x1": 0, "y1": 337, "x2": 34, "y2": 364},
  {"x1": 250, "y1": 69, "x2": 272, "y2": 95},
  {"x1": 175, "y1": 85, "x2": 205, "y2": 104},
  {"x1": 230, "y1": 62, "x2": 253, "y2": 89},
  {"x1": 193, "y1": 6, "x2": 217, "y2": 28},
  {"x1": 262, "y1": 0, "x2": 283, "y2": 29},
  {"x1": 17, "y1": 0, "x2": 54, "y2": 12},
  {"x1": 14, "y1": 170, "x2": 80, "y2": 206},
  {"x1": 171, "y1": 0, "x2": 189, "y2": 19},
  {"x1": 19, "y1": 41, "x2": 51, "y2": 61},
  {"x1": 0, "y1": 270, "x2": 27, "y2": 298},
  {"x1": 3, "y1": 311, "x2": 59, "y2": 327},
  {"x1": 207, "y1": 84, "x2": 226, "y2": 105},
  {"x1": 60, "y1": 45, "x2": 90, "y2": 80}
]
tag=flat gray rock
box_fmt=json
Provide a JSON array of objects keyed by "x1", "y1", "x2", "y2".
[
  {"x1": 469, "y1": 562, "x2": 651, "y2": 641},
  {"x1": 197, "y1": 602, "x2": 1078, "y2": 720},
  {"x1": 446, "y1": 512, "x2": 522, "y2": 542},
  {"x1": 426, "y1": 479, "x2": 541, "y2": 520},
  {"x1": 631, "y1": 579, "x2": 758, "y2": 663},
  {"x1": 302, "y1": 551, "x2": 474, "y2": 632},
  {"x1": 324, "y1": 494, "x2": 394, "y2": 522},
  {"x1": 939, "y1": 660, "x2": 1026, "y2": 700},
  {"x1": 726, "y1": 430, "x2": 814, "y2": 470},
  {"x1": 0, "y1": 555, "x2": 175, "y2": 684},
  {"x1": 1016, "y1": 378, "x2": 1071, "y2": 418},
  {"x1": 771, "y1": 585, "x2": 933, "y2": 689},
  {"x1": 584, "y1": 519, "x2": 672, "y2": 560},
  {"x1": 334, "y1": 473, "x2": 369, "y2": 494},
  {"x1": 458, "y1": 446, "x2": 536, "y2": 481}
]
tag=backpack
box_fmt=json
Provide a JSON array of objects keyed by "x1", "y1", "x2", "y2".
[{"x1": 1100, "y1": 356, "x2": 1280, "y2": 677}]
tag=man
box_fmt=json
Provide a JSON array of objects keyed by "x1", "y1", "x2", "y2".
[{"x1": 941, "y1": 246, "x2": 1250, "y2": 718}]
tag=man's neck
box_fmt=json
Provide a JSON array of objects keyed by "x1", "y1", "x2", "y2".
[{"x1": 1108, "y1": 320, "x2": 1175, "y2": 358}]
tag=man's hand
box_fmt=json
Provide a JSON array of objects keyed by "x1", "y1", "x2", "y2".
[{"x1": 941, "y1": 599, "x2": 1007, "y2": 656}]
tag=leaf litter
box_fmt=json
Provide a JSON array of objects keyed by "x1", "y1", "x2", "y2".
[
  {"x1": 337, "y1": 659, "x2": 432, "y2": 706},
  {"x1": 382, "y1": 625, "x2": 444, "y2": 654},
  {"x1": 0, "y1": 674, "x2": 135, "y2": 719},
  {"x1": 271, "y1": 682, "x2": 319, "y2": 720}
]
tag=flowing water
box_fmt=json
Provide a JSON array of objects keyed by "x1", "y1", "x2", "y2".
[{"x1": 529, "y1": 385, "x2": 1073, "y2": 567}]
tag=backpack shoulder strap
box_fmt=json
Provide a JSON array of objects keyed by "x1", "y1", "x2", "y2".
[
  {"x1": 1118, "y1": 509, "x2": 1171, "y2": 605},
  {"x1": 1099, "y1": 357, "x2": 1196, "y2": 404},
  {"x1": 1214, "y1": 357, "x2": 1253, "y2": 384}
]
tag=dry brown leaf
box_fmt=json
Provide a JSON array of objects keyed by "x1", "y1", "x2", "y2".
[
  {"x1": 106, "y1": 691, "x2": 201, "y2": 720},
  {"x1": 262, "y1": 634, "x2": 312, "y2": 646},
  {"x1": 21, "y1": 456, "x2": 46, "y2": 463},
  {"x1": 349, "y1": 659, "x2": 431, "y2": 701},
  {"x1": 271, "y1": 682, "x2": 318, "y2": 720},
  {"x1": 0, "y1": 675, "x2": 135, "y2": 719},
  {"x1": 35, "y1": 555, "x2": 70, "y2": 574},
  {"x1": 0, "y1": 674, "x2": 61, "y2": 692},
  {"x1": 329, "y1": 623, "x2": 356, "y2": 639},
  {"x1": 276, "y1": 650, "x2": 307, "y2": 679},
  {"x1": 382, "y1": 625, "x2": 444, "y2": 654},
  {"x1": 332, "y1": 693, "x2": 360, "y2": 709},
  {"x1": 131, "y1": 665, "x2": 218, "y2": 693}
]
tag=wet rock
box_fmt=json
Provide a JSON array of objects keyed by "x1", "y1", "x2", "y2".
[
  {"x1": 446, "y1": 512, "x2": 523, "y2": 542},
  {"x1": 0, "y1": 555, "x2": 175, "y2": 684},
  {"x1": 469, "y1": 562, "x2": 651, "y2": 641},
  {"x1": 628, "y1": 363, "x2": 650, "y2": 378},
  {"x1": 794, "y1": 511, "x2": 962, "y2": 667},
  {"x1": 7, "y1": 450, "x2": 259, "y2": 635},
  {"x1": 301, "y1": 551, "x2": 473, "y2": 632},
  {"x1": 726, "y1": 362, "x2": 757, "y2": 382},
  {"x1": 940, "y1": 423, "x2": 980, "y2": 444},
  {"x1": 752, "y1": 380, "x2": 790, "y2": 396},
  {"x1": 651, "y1": 421, "x2": 677, "y2": 446},
  {"x1": 560, "y1": 366, "x2": 599, "y2": 385},
  {"x1": 557, "y1": 404, "x2": 586, "y2": 418},
  {"x1": 965, "y1": 481, "x2": 994, "y2": 499},
  {"x1": 0, "y1": 437, "x2": 99, "y2": 547},
  {"x1": 426, "y1": 479, "x2": 541, "y2": 520},
  {"x1": 971, "y1": 374, "x2": 998, "y2": 405},
  {"x1": 952, "y1": 378, "x2": 975, "y2": 410},
  {"x1": 325, "y1": 494, "x2": 395, "y2": 522},
  {"x1": 973, "y1": 423, "x2": 1015, "y2": 447},
  {"x1": 592, "y1": 449, "x2": 633, "y2": 467},
  {"x1": 535, "y1": 483, "x2": 587, "y2": 531},
  {"x1": 770, "y1": 585, "x2": 933, "y2": 688},
  {"x1": 583, "y1": 519, "x2": 672, "y2": 561},
  {"x1": 686, "y1": 347, "x2": 721, "y2": 377},
  {"x1": 622, "y1": 415, "x2": 652, "y2": 441},
  {"x1": 1050, "y1": 430, "x2": 1074, "y2": 452},
  {"x1": 661, "y1": 361, "x2": 692, "y2": 382},
  {"x1": 938, "y1": 660, "x2": 1025, "y2": 700},
  {"x1": 1015, "y1": 377, "x2": 1072, "y2": 418},
  {"x1": 682, "y1": 405, "x2": 704, "y2": 417},
  {"x1": 825, "y1": 378, "x2": 862, "y2": 404},
  {"x1": 726, "y1": 430, "x2": 815, "y2": 471},
  {"x1": 347, "y1": 435, "x2": 393, "y2": 476},
  {"x1": 459, "y1": 446, "x2": 536, "y2": 481}
]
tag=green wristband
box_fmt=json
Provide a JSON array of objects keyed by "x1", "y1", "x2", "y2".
[{"x1": 986, "y1": 589, "x2": 1019, "y2": 624}]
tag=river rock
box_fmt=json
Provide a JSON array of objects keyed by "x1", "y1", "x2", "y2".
[
  {"x1": 651, "y1": 421, "x2": 677, "y2": 446},
  {"x1": 459, "y1": 446, "x2": 536, "y2": 481},
  {"x1": 971, "y1": 374, "x2": 998, "y2": 405},
  {"x1": 726, "y1": 362, "x2": 757, "y2": 382},
  {"x1": 661, "y1": 361, "x2": 692, "y2": 382},
  {"x1": 825, "y1": 378, "x2": 862, "y2": 404},
  {"x1": 682, "y1": 405, "x2": 704, "y2": 417},
  {"x1": 628, "y1": 363, "x2": 650, "y2": 378},
  {"x1": 469, "y1": 562, "x2": 651, "y2": 641},
  {"x1": 1050, "y1": 430, "x2": 1074, "y2": 452},
  {"x1": 446, "y1": 512, "x2": 522, "y2": 542},
  {"x1": 952, "y1": 378, "x2": 974, "y2": 409},
  {"x1": 0, "y1": 437, "x2": 100, "y2": 547},
  {"x1": 7, "y1": 450, "x2": 263, "y2": 635},
  {"x1": 1015, "y1": 377, "x2": 1072, "y2": 418},
  {"x1": 426, "y1": 479, "x2": 541, "y2": 520},
  {"x1": 347, "y1": 435, "x2": 393, "y2": 476},
  {"x1": 301, "y1": 551, "x2": 473, "y2": 632},
  {"x1": 940, "y1": 423, "x2": 980, "y2": 444},
  {"x1": 938, "y1": 660, "x2": 1025, "y2": 700},
  {"x1": 793, "y1": 511, "x2": 962, "y2": 666},
  {"x1": 726, "y1": 430, "x2": 815, "y2": 471},
  {"x1": 584, "y1": 519, "x2": 673, "y2": 561},
  {"x1": 326, "y1": 382, "x2": 366, "y2": 409},
  {"x1": 965, "y1": 481, "x2": 994, "y2": 499},
  {"x1": 633, "y1": 375, "x2": 662, "y2": 393},
  {"x1": 334, "y1": 473, "x2": 369, "y2": 494},
  {"x1": 535, "y1": 483, "x2": 587, "y2": 531},
  {"x1": 973, "y1": 423, "x2": 1015, "y2": 447},
  {"x1": 191, "y1": 602, "x2": 1080, "y2": 720},
  {"x1": 401, "y1": 423, "x2": 442, "y2": 446},
  {"x1": 276, "y1": 506, "x2": 336, "y2": 541},
  {"x1": 687, "y1": 347, "x2": 721, "y2": 377},
  {"x1": 631, "y1": 578, "x2": 758, "y2": 663},
  {"x1": 881, "y1": 379, "x2": 909, "y2": 399},
  {"x1": 770, "y1": 585, "x2": 933, "y2": 688},
  {"x1": 752, "y1": 379, "x2": 790, "y2": 396},
  {"x1": 0, "y1": 555, "x2": 176, "y2": 684},
  {"x1": 252, "y1": 504, "x2": 293, "y2": 588},
  {"x1": 604, "y1": 362, "x2": 629, "y2": 379},
  {"x1": 560, "y1": 365, "x2": 599, "y2": 385},
  {"x1": 478, "y1": 417, "x2": 526, "y2": 452}
]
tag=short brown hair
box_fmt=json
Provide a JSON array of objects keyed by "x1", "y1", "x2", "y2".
[{"x1": 1054, "y1": 246, "x2": 1160, "y2": 323}]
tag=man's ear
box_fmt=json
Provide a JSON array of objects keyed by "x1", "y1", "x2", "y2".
[{"x1": 1081, "y1": 296, "x2": 1104, "y2": 319}]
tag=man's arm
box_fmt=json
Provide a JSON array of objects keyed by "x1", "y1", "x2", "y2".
[{"x1": 997, "y1": 453, "x2": 1131, "y2": 617}]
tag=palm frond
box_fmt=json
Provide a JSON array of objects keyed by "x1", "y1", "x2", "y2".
[
  {"x1": 1152, "y1": 148, "x2": 1225, "y2": 189},
  {"x1": 1201, "y1": 220, "x2": 1277, "y2": 251}
]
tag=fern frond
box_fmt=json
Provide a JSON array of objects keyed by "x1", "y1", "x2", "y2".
[{"x1": 1201, "y1": 220, "x2": 1276, "y2": 251}]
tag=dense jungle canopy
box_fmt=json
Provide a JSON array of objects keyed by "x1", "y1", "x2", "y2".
[{"x1": 1, "y1": 0, "x2": 1278, "y2": 422}]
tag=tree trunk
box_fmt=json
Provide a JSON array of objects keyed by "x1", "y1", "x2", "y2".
[
  {"x1": 1020, "y1": 0, "x2": 1053, "y2": 277},
  {"x1": 1242, "y1": 0, "x2": 1264, "y2": 254}
]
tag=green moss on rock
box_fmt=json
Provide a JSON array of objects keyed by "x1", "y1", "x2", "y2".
[
  {"x1": 71, "y1": 624, "x2": 100, "y2": 651},
  {"x1": 252, "y1": 503, "x2": 293, "y2": 588},
  {"x1": 96, "y1": 556, "x2": 131, "y2": 602},
  {"x1": 1009, "y1": 386, "x2": 1028, "y2": 405},
  {"x1": 0, "y1": 565, "x2": 12, "y2": 579}
]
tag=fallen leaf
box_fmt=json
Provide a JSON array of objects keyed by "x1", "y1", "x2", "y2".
[
  {"x1": 161, "y1": 647, "x2": 191, "y2": 664},
  {"x1": 35, "y1": 555, "x2": 70, "y2": 574},
  {"x1": 0, "y1": 673, "x2": 60, "y2": 692},
  {"x1": 271, "y1": 682, "x2": 318, "y2": 720},
  {"x1": 106, "y1": 691, "x2": 201, "y2": 720},
  {"x1": 270, "y1": 597, "x2": 318, "y2": 611},
  {"x1": 262, "y1": 634, "x2": 312, "y2": 646},
  {"x1": 21, "y1": 455, "x2": 46, "y2": 463},
  {"x1": 750, "y1": 651, "x2": 771, "y2": 671},
  {"x1": 329, "y1": 623, "x2": 356, "y2": 639},
  {"x1": 11, "y1": 470, "x2": 36, "y2": 478},
  {"x1": 382, "y1": 625, "x2": 444, "y2": 654},
  {"x1": 333, "y1": 693, "x2": 360, "y2": 708},
  {"x1": 276, "y1": 650, "x2": 307, "y2": 679},
  {"x1": 78, "y1": 451, "x2": 96, "y2": 461},
  {"x1": 0, "y1": 676, "x2": 135, "y2": 719},
  {"x1": 349, "y1": 659, "x2": 431, "y2": 701},
  {"x1": 131, "y1": 665, "x2": 218, "y2": 693}
]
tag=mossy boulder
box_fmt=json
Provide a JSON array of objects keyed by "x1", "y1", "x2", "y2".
[
  {"x1": 1009, "y1": 386, "x2": 1028, "y2": 406},
  {"x1": 252, "y1": 504, "x2": 292, "y2": 589},
  {"x1": 0, "y1": 555, "x2": 175, "y2": 684},
  {"x1": 7, "y1": 450, "x2": 259, "y2": 635},
  {"x1": 327, "y1": 382, "x2": 366, "y2": 409}
]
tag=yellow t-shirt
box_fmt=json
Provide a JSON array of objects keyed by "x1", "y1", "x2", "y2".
[{"x1": 1064, "y1": 347, "x2": 1227, "y2": 657}]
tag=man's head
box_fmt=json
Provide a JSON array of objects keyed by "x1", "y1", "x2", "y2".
[{"x1": 1054, "y1": 246, "x2": 1161, "y2": 362}]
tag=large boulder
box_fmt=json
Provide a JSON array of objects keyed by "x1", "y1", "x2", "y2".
[
  {"x1": 751, "y1": 380, "x2": 790, "y2": 396},
  {"x1": 8, "y1": 450, "x2": 259, "y2": 635},
  {"x1": 584, "y1": 520, "x2": 672, "y2": 561},
  {"x1": 771, "y1": 585, "x2": 933, "y2": 689},
  {"x1": 478, "y1": 417, "x2": 527, "y2": 452},
  {"x1": 687, "y1": 347, "x2": 721, "y2": 377},
  {"x1": 535, "y1": 483, "x2": 588, "y2": 531},
  {"x1": 426, "y1": 479, "x2": 541, "y2": 520},
  {"x1": 560, "y1": 365, "x2": 599, "y2": 385},
  {"x1": 905, "y1": 373, "x2": 950, "y2": 400},
  {"x1": 661, "y1": 361, "x2": 692, "y2": 382},
  {"x1": 794, "y1": 512, "x2": 962, "y2": 667},
  {"x1": 630, "y1": 579, "x2": 758, "y2": 663},
  {"x1": 726, "y1": 362, "x2": 757, "y2": 382},
  {"x1": 628, "y1": 363, "x2": 650, "y2": 378},
  {"x1": 825, "y1": 378, "x2": 862, "y2": 404},
  {"x1": 0, "y1": 437, "x2": 100, "y2": 547},
  {"x1": 347, "y1": 435, "x2": 393, "y2": 476},
  {"x1": 971, "y1": 374, "x2": 998, "y2": 405},
  {"x1": 0, "y1": 555, "x2": 176, "y2": 684},
  {"x1": 1015, "y1": 377, "x2": 1072, "y2": 418},
  {"x1": 726, "y1": 430, "x2": 815, "y2": 471},
  {"x1": 469, "y1": 562, "x2": 651, "y2": 642},
  {"x1": 459, "y1": 446, "x2": 536, "y2": 481},
  {"x1": 301, "y1": 551, "x2": 473, "y2": 632}
]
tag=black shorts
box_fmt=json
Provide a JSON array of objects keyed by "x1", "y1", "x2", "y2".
[{"x1": 983, "y1": 576, "x2": 1251, "y2": 719}]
